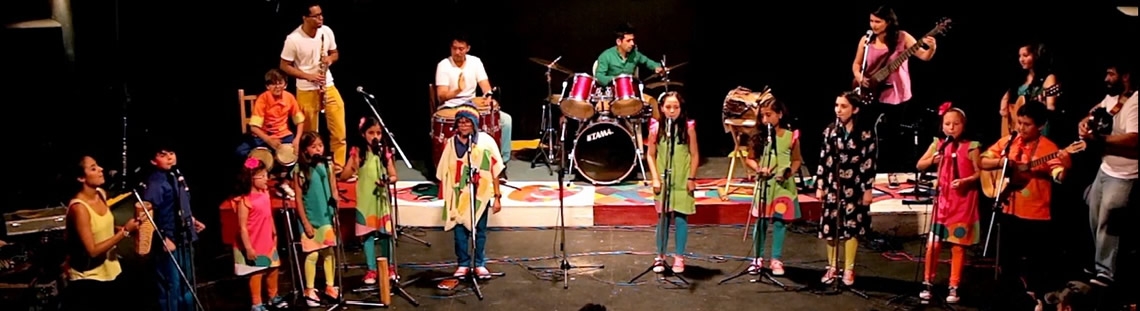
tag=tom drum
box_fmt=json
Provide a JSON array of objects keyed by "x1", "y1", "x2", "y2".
[
  {"x1": 560, "y1": 73, "x2": 597, "y2": 121},
  {"x1": 610, "y1": 74, "x2": 643, "y2": 117}
]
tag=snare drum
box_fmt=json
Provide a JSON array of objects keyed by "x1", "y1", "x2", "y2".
[
  {"x1": 572, "y1": 120, "x2": 638, "y2": 185},
  {"x1": 560, "y1": 73, "x2": 597, "y2": 121},
  {"x1": 610, "y1": 74, "x2": 643, "y2": 117},
  {"x1": 431, "y1": 99, "x2": 503, "y2": 166}
]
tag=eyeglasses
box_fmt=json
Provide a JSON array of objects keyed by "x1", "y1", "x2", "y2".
[{"x1": 307, "y1": 13, "x2": 323, "y2": 18}]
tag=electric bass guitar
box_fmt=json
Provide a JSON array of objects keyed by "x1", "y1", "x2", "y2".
[
  {"x1": 1001, "y1": 84, "x2": 1062, "y2": 137},
  {"x1": 853, "y1": 17, "x2": 952, "y2": 103},
  {"x1": 980, "y1": 140, "x2": 1085, "y2": 199}
]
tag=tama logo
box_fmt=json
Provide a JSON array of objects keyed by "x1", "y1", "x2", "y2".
[{"x1": 586, "y1": 129, "x2": 614, "y2": 141}]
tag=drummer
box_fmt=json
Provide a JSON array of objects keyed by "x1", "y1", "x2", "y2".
[
  {"x1": 236, "y1": 69, "x2": 304, "y2": 162},
  {"x1": 435, "y1": 34, "x2": 513, "y2": 167},
  {"x1": 594, "y1": 22, "x2": 664, "y2": 87}
]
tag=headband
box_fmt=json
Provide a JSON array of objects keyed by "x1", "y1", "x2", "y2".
[{"x1": 938, "y1": 101, "x2": 966, "y2": 118}]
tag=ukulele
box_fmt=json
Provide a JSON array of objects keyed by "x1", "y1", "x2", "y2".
[
  {"x1": 980, "y1": 140, "x2": 1085, "y2": 199},
  {"x1": 853, "y1": 17, "x2": 952, "y2": 103},
  {"x1": 1000, "y1": 84, "x2": 1062, "y2": 137}
]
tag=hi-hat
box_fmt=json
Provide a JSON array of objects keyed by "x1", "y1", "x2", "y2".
[
  {"x1": 529, "y1": 57, "x2": 574, "y2": 75},
  {"x1": 643, "y1": 61, "x2": 688, "y2": 80},
  {"x1": 645, "y1": 81, "x2": 684, "y2": 89}
]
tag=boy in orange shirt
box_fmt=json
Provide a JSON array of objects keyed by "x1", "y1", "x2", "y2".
[
  {"x1": 236, "y1": 69, "x2": 305, "y2": 161},
  {"x1": 981, "y1": 100, "x2": 1073, "y2": 310}
]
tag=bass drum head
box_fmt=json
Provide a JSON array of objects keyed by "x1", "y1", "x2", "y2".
[{"x1": 573, "y1": 121, "x2": 636, "y2": 185}]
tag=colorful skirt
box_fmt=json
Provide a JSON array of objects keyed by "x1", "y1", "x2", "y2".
[
  {"x1": 233, "y1": 239, "x2": 280, "y2": 276},
  {"x1": 299, "y1": 224, "x2": 337, "y2": 253}
]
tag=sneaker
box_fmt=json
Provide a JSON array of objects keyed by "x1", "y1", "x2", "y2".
[
  {"x1": 390, "y1": 265, "x2": 400, "y2": 281},
  {"x1": 770, "y1": 259, "x2": 785, "y2": 276},
  {"x1": 919, "y1": 282, "x2": 933, "y2": 300},
  {"x1": 363, "y1": 270, "x2": 378, "y2": 285},
  {"x1": 747, "y1": 258, "x2": 764, "y2": 275},
  {"x1": 269, "y1": 296, "x2": 288, "y2": 309},
  {"x1": 671, "y1": 256, "x2": 685, "y2": 274},
  {"x1": 652, "y1": 256, "x2": 666, "y2": 273},
  {"x1": 946, "y1": 286, "x2": 959, "y2": 304},
  {"x1": 345, "y1": 174, "x2": 358, "y2": 183},
  {"x1": 453, "y1": 266, "x2": 469, "y2": 279},
  {"x1": 305, "y1": 288, "x2": 321, "y2": 307},
  {"x1": 821, "y1": 266, "x2": 837, "y2": 284},
  {"x1": 251, "y1": 304, "x2": 268, "y2": 311},
  {"x1": 476, "y1": 267, "x2": 492, "y2": 279},
  {"x1": 842, "y1": 269, "x2": 856, "y2": 286},
  {"x1": 324, "y1": 286, "x2": 340, "y2": 300}
]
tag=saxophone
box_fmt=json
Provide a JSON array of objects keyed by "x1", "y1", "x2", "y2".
[{"x1": 318, "y1": 33, "x2": 328, "y2": 111}]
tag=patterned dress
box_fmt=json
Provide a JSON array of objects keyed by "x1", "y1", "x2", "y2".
[
  {"x1": 233, "y1": 191, "x2": 281, "y2": 276},
  {"x1": 751, "y1": 129, "x2": 801, "y2": 220},
  {"x1": 815, "y1": 123, "x2": 877, "y2": 240},
  {"x1": 649, "y1": 119, "x2": 696, "y2": 215},
  {"x1": 297, "y1": 164, "x2": 337, "y2": 252},
  {"x1": 435, "y1": 132, "x2": 505, "y2": 231},
  {"x1": 929, "y1": 139, "x2": 982, "y2": 245},
  {"x1": 355, "y1": 147, "x2": 394, "y2": 236}
]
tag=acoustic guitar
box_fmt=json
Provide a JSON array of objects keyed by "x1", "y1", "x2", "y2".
[
  {"x1": 1001, "y1": 84, "x2": 1062, "y2": 137},
  {"x1": 980, "y1": 140, "x2": 1085, "y2": 199},
  {"x1": 853, "y1": 17, "x2": 952, "y2": 103}
]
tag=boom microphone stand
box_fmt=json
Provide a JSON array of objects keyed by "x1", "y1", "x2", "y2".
[
  {"x1": 887, "y1": 137, "x2": 956, "y2": 310},
  {"x1": 800, "y1": 119, "x2": 868, "y2": 299},
  {"x1": 130, "y1": 186, "x2": 205, "y2": 311},
  {"x1": 359, "y1": 89, "x2": 430, "y2": 247},
  {"x1": 526, "y1": 105, "x2": 605, "y2": 289},
  {"x1": 718, "y1": 123, "x2": 787, "y2": 289},
  {"x1": 627, "y1": 119, "x2": 689, "y2": 286},
  {"x1": 432, "y1": 133, "x2": 505, "y2": 300}
]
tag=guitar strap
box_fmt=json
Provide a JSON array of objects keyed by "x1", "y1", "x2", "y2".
[{"x1": 1106, "y1": 91, "x2": 1132, "y2": 116}]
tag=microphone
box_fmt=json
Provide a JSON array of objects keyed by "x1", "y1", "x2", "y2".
[
  {"x1": 834, "y1": 117, "x2": 846, "y2": 136},
  {"x1": 371, "y1": 137, "x2": 382, "y2": 156},
  {"x1": 356, "y1": 86, "x2": 375, "y2": 99},
  {"x1": 1001, "y1": 131, "x2": 1019, "y2": 157},
  {"x1": 765, "y1": 123, "x2": 775, "y2": 145},
  {"x1": 665, "y1": 118, "x2": 675, "y2": 140},
  {"x1": 173, "y1": 168, "x2": 189, "y2": 192},
  {"x1": 864, "y1": 30, "x2": 874, "y2": 43},
  {"x1": 934, "y1": 135, "x2": 955, "y2": 157}
]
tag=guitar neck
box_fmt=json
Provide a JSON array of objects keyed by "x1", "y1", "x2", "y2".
[
  {"x1": 1022, "y1": 148, "x2": 1066, "y2": 169},
  {"x1": 870, "y1": 31, "x2": 938, "y2": 82}
]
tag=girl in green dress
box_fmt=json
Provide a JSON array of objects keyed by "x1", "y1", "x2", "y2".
[
  {"x1": 338, "y1": 117, "x2": 400, "y2": 285},
  {"x1": 293, "y1": 131, "x2": 340, "y2": 306},
  {"x1": 744, "y1": 99, "x2": 802, "y2": 276},
  {"x1": 646, "y1": 91, "x2": 700, "y2": 274}
]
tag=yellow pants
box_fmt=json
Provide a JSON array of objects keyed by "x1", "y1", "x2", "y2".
[{"x1": 296, "y1": 85, "x2": 347, "y2": 166}]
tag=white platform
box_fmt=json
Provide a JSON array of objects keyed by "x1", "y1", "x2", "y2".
[{"x1": 392, "y1": 181, "x2": 597, "y2": 228}]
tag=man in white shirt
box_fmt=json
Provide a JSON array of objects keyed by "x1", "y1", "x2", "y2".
[
  {"x1": 1078, "y1": 61, "x2": 1138, "y2": 288},
  {"x1": 279, "y1": 2, "x2": 347, "y2": 167},
  {"x1": 434, "y1": 35, "x2": 513, "y2": 165}
]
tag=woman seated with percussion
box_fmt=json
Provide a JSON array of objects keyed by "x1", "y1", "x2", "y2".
[
  {"x1": 236, "y1": 69, "x2": 305, "y2": 194},
  {"x1": 62, "y1": 155, "x2": 140, "y2": 310}
]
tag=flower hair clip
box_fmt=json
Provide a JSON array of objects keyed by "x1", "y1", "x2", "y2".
[
  {"x1": 938, "y1": 101, "x2": 953, "y2": 116},
  {"x1": 359, "y1": 116, "x2": 367, "y2": 130},
  {"x1": 244, "y1": 158, "x2": 260, "y2": 169}
]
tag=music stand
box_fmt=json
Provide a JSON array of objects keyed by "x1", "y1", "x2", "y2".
[
  {"x1": 626, "y1": 119, "x2": 689, "y2": 287},
  {"x1": 431, "y1": 133, "x2": 505, "y2": 300},
  {"x1": 797, "y1": 121, "x2": 868, "y2": 299},
  {"x1": 718, "y1": 124, "x2": 788, "y2": 290},
  {"x1": 526, "y1": 109, "x2": 605, "y2": 289}
]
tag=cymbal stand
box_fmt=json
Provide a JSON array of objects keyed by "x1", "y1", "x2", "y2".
[{"x1": 530, "y1": 57, "x2": 562, "y2": 175}]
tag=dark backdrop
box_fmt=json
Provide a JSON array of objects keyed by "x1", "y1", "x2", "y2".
[{"x1": 2, "y1": 1, "x2": 1136, "y2": 257}]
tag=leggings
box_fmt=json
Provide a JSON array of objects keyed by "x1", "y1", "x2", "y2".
[
  {"x1": 304, "y1": 248, "x2": 335, "y2": 289},
  {"x1": 248, "y1": 268, "x2": 280, "y2": 305},
  {"x1": 825, "y1": 239, "x2": 859, "y2": 270},
  {"x1": 655, "y1": 213, "x2": 689, "y2": 255},
  {"x1": 924, "y1": 240, "x2": 967, "y2": 287},
  {"x1": 362, "y1": 232, "x2": 393, "y2": 271},
  {"x1": 753, "y1": 219, "x2": 788, "y2": 259}
]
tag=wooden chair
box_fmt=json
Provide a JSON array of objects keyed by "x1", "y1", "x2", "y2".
[{"x1": 238, "y1": 89, "x2": 258, "y2": 134}]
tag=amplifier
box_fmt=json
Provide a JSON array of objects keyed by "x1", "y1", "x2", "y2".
[{"x1": 3, "y1": 207, "x2": 67, "y2": 236}]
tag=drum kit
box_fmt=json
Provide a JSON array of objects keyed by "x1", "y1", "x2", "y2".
[{"x1": 528, "y1": 56, "x2": 688, "y2": 185}]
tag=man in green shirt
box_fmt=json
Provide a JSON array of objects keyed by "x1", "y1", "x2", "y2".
[{"x1": 594, "y1": 23, "x2": 664, "y2": 86}]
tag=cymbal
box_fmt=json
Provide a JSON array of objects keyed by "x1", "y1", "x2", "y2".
[
  {"x1": 644, "y1": 81, "x2": 684, "y2": 89},
  {"x1": 528, "y1": 57, "x2": 574, "y2": 75},
  {"x1": 643, "y1": 61, "x2": 689, "y2": 80}
]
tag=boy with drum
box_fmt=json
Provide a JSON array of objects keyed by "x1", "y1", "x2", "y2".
[{"x1": 236, "y1": 69, "x2": 306, "y2": 195}]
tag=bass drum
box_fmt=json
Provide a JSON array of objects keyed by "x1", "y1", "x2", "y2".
[{"x1": 573, "y1": 121, "x2": 637, "y2": 185}]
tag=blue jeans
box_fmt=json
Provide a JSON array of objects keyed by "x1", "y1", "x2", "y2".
[
  {"x1": 1085, "y1": 169, "x2": 1135, "y2": 281},
  {"x1": 235, "y1": 134, "x2": 295, "y2": 159},
  {"x1": 453, "y1": 207, "x2": 490, "y2": 267},
  {"x1": 155, "y1": 244, "x2": 196, "y2": 311},
  {"x1": 499, "y1": 111, "x2": 513, "y2": 162}
]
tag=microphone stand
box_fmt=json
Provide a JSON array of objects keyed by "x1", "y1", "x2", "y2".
[
  {"x1": 801, "y1": 120, "x2": 868, "y2": 299},
  {"x1": 627, "y1": 119, "x2": 689, "y2": 287},
  {"x1": 525, "y1": 103, "x2": 605, "y2": 289},
  {"x1": 718, "y1": 124, "x2": 787, "y2": 290},
  {"x1": 346, "y1": 145, "x2": 420, "y2": 308},
  {"x1": 360, "y1": 92, "x2": 430, "y2": 247},
  {"x1": 983, "y1": 133, "x2": 1017, "y2": 280},
  {"x1": 432, "y1": 133, "x2": 505, "y2": 299},
  {"x1": 322, "y1": 156, "x2": 352, "y2": 311},
  {"x1": 855, "y1": 31, "x2": 873, "y2": 98},
  {"x1": 530, "y1": 57, "x2": 559, "y2": 175},
  {"x1": 172, "y1": 170, "x2": 202, "y2": 310},
  {"x1": 130, "y1": 187, "x2": 205, "y2": 311}
]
